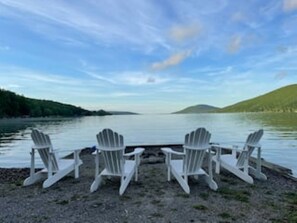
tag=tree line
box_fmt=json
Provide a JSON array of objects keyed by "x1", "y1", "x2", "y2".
[{"x1": 0, "y1": 89, "x2": 111, "y2": 118}]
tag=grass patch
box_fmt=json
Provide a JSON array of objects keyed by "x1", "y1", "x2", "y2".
[
  {"x1": 91, "y1": 202, "x2": 103, "y2": 208},
  {"x1": 220, "y1": 177, "x2": 238, "y2": 185},
  {"x1": 283, "y1": 192, "x2": 297, "y2": 222},
  {"x1": 266, "y1": 201, "x2": 278, "y2": 210},
  {"x1": 218, "y1": 187, "x2": 250, "y2": 203},
  {"x1": 151, "y1": 212, "x2": 163, "y2": 218},
  {"x1": 193, "y1": 204, "x2": 208, "y2": 211},
  {"x1": 55, "y1": 199, "x2": 69, "y2": 205},
  {"x1": 151, "y1": 199, "x2": 161, "y2": 205},
  {"x1": 265, "y1": 190, "x2": 273, "y2": 195},
  {"x1": 71, "y1": 194, "x2": 82, "y2": 201},
  {"x1": 133, "y1": 200, "x2": 142, "y2": 205},
  {"x1": 284, "y1": 192, "x2": 297, "y2": 205},
  {"x1": 176, "y1": 193, "x2": 190, "y2": 198},
  {"x1": 155, "y1": 189, "x2": 165, "y2": 196},
  {"x1": 199, "y1": 192, "x2": 209, "y2": 200},
  {"x1": 218, "y1": 212, "x2": 232, "y2": 219},
  {"x1": 249, "y1": 184, "x2": 257, "y2": 189},
  {"x1": 120, "y1": 195, "x2": 132, "y2": 201}
]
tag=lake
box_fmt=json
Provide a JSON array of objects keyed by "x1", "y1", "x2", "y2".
[{"x1": 0, "y1": 113, "x2": 296, "y2": 177}]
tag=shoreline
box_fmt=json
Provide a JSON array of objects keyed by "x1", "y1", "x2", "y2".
[{"x1": 0, "y1": 146, "x2": 296, "y2": 222}]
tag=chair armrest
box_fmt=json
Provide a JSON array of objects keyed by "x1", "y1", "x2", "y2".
[
  {"x1": 32, "y1": 145, "x2": 51, "y2": 150},
  {"x1": 183, "y1": 145, "x2": 211, "y2": 150},
  {"x1": 246, "y1": 143, "x2": 261, "y2": 148},
  {"x1": 124, "y1": 147, "x2": 145, "y2": 157},
  {"x1": 215, "y1": 144, "x2": 243, "y2": 152},
  {"x1": 161, "y1": 147, "x2": 185, "y2": 156}
]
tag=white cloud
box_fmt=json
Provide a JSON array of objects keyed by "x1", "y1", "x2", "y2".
[
  {"x1": 283, "y1": 0, "x2": 297, "y2": 12},
  {"x1": 151, "y1": 50, "x2": 192, "y2": 71}
]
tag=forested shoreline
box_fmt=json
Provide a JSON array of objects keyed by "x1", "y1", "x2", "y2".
[{"x1": 0, "y1": 89, "x2": 110, "y2": 118}]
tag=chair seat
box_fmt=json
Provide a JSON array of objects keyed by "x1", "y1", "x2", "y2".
[
  {"x1": 41, "y1": 158, "x2": 82, "y2": 173},
  {"x1": 219, "y1": 155, "x2": 238, "y2": 167},
  {"x1": 124, "y1": 160, "x2": 136, "y2": 176},
  {"x1": 171, "y1": 160, "x2": 206, "y2": 176}
]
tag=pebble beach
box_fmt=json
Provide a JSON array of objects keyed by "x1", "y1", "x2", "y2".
[{"x1": 0, "y1": 147, "x2": 296, "y2": 223}]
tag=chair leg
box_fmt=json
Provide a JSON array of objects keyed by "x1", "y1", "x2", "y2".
[
  {"x1": 203, "y1": 174, "x2": 218, "y2": 191},
  {"x1": 135, "y1": 166, "x2": 138, "y2": 181},
  {"x1": 74, "y1": 150, "x2": 80, "y2": 178},
  {"x1": 23, "y1": 171, "x2": 45, "y2": 186},
  {"x1": 171, "y1": 167, "x2": 190, "y2": 194},
  {"x1": 119, "y1": 170, "x2": 134, "y2": 195},
  {"x1": 221, "y1": 163, "x2": 254, "y2": 184},
  {"x1": 249, "y1": 166, "x2": 267, "y2": 180},
  {"x1": 43, "y1": 165, "x2": 74, "y2": 188},
  {"x1": 167, "y1": 165, "x2": 171, "y2": 181},
  {"x1": 90, "y1": 174, "x2": 103, "y2": 193}
]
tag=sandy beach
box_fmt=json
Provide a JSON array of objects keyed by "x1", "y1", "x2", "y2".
[{"x1": 0, "y1": 147, "x2": 296, "y2": 223}]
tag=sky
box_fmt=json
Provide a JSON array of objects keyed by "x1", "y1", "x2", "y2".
[{"x1": 0, "y1": 0, "x2": 296, "y2": 114}]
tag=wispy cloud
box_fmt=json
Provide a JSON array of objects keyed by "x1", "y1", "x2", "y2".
[
  {"x1": 117, "y1": 72, "x2": 169, "y2": 85},
  {"x1": 83, "y1": 68, "x2": 169, "y2": 86},
  {"x1": 0, "y1": 45, "x2": 10, "y2": 51},
  {"x1": 227, "y1": 35, "x2": 242, "y2": 53},
  {"x1": 231, "y1": 12, "x2": 246, "y2": 22},
  {"x1": 283, "y1": 0, "x2": 297, "y2": 12},
  {"x1": 151, "y1": 50, "x2": 192, "y2": 71},
  {"x1": 84, "y1": 71, "x2": 117, "y2": 84},
  {"x1": 274, "y1": 71, "x2": 288, "y2": 80},
  {"x1": 0, "y1": 65, "x2": 88, "y2": 87},
  {"x1": 169, "y1": 24, "x2": 202, "y2": 42},
  {"x1": 0, "y1": 0, "x2": 170, "y2": 50}
]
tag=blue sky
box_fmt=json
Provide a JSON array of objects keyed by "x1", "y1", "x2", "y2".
[{"x1": 0, "y1": 0, "x2": 296, "y2": 113}]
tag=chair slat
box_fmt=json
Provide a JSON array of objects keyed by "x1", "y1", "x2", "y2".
[
  {"x1": 184, "y1": 128, "x2": 210, "y2": 174},
  {"x1": 31, "y1": 129, "x2": 59, "y2": 172},
  {"x1": 237, "y1": 129, "x2": 264, "y2": 167}
]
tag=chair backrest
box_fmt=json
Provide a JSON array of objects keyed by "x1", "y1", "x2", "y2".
[
  {"x1": 183, "y1": 128, "x2": 211, "y2": 174},
  {"x1": 96, "y1": 129, "x2": 125, "y2": 175},
  {"x1": 236, "y1": 129, "x2": 264, "y2": 167},
  {"x1": 31, "y1": 129, "x2": 59, "y2": 171}
]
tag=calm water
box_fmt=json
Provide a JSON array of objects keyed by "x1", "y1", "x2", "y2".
[{"x1": 0, "y1": 113, "x2": 296, "y2": 176}]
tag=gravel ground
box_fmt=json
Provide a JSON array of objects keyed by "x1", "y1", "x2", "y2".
[{"x1": 0, "y1": 147, "x2": 296, "y2": 223}]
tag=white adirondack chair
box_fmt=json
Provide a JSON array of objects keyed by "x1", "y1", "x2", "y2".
[
  {"x1": 212, "y1": 129, "x2": 267, "y2": 184},
  {"x1": 90, "y1": 129, "x2": 144, "y2": 195},
  {"x1": 23, "y1": 129, "x2": 82, "y2": 188},
  {"x1": 161, "y1": 128, "x2": 218, "y2": 194}
]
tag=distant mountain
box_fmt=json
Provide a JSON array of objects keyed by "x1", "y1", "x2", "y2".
[
  {"x1": 0, "y1": 89, "x2": 111, "y2": 118},
  {"x1": 108, "y1": 111, "x2": 139, "y2": 115},
  {"x1": 173, "y1": 104, "x2": 219, "y2": 114},
  {"x1": 219, "y1": 84, "x2": 297, "y2": 113}
]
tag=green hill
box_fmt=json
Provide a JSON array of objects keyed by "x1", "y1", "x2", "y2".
[
  {"x1": 173, "y1": 104, "x2": 219, "y2": 114},
  {"x1": 219, "y1": 84, "x2": 297, "y2": 113},
  {"x1": 0, "y1": 89, "x2": 111, "y2": 118}
]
